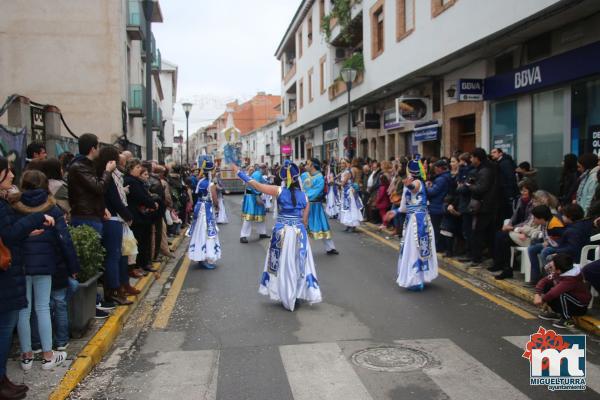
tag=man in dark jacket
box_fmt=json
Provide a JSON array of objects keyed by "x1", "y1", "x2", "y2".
[
  {"x1": 427, "y1": 160, "x2": 452, "y2": 252},
  {"x1": 491, "y1": 148, "x2": 519, "y2": 220},
  {"x1": 67, "y1": 133, "x2": 116, "y2": 234},
  {"x1": 535, "y1": 253, "x2": 591, "y2": 329},
  {"x1": 466, "y1": 148, "x2": 498, "y2": 265}
]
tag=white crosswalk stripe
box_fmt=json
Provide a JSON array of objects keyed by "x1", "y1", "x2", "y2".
[{"x1": 504, "y1": 335, "x2": 600, "y2": 394}]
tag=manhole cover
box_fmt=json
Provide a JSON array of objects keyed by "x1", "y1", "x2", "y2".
[{"x1": 351, "y1": 345, "x2": 436, "y2": 372}]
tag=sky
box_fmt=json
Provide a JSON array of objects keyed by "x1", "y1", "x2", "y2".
[{"x1": 153, "y1": 0, "x2": 299, "y2": 136}]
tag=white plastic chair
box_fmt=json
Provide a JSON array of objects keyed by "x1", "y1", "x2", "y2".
[
  {"x1": 581, "y1": 233, "x2": 600, "y2": 309},
  {"x1": 510, "y1": 246, "x2": 531, "y2": 283}
]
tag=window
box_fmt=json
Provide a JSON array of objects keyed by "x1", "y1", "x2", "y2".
[
  {"x1": 396, "y1": 0, "x2": 415, "y2": 41},
  {"x1": 307, "y1": 14, "x2": 313, "y2": 46},
  {"x1": 295, "y1": 137, "x2": 300, "y2": 159},
  {"x1": 320, "y1": 55, "x2": 327, "y2": 94},
  {"x1": 432, "y1": 80, "x2": 441, "y2": 112},
  {"x1": 308, "y1": 68, "x2": 314, "y2": 102},
  {"x1": 371, "y1": 0, "x2": 385, "y2": 59},
  {"x1": 299, "y1": 78, "x2": 304, "y2": 109},
  {"x1": 319, "y1": 0, "x2": 325, "y2": 29},
  {"x1": 298, "y1": 29, "x2": 303, "y2": 58},
  {"x1": 494, "y1": 53, "x2": 514, "y2": 75},
  {"x1": 526, "y1": 33, "x2": 552, "y2": 62},
  {"x1": 300, "y1": 136, "x2": 306, "y2": 159},
  {"x1": 431, "y1": 0, "x2": 456, "y2": 18}
]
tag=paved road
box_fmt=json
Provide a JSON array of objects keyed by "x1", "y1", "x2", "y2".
[{"x1": 73, "y1": 195, "x2": 600, "y2": 400}]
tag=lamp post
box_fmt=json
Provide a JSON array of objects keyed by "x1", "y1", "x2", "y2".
[
  {"x1": 340, "y1": 67, "x2": 357, "y2": 159},
  {"x1": 182, "y1": 102, "x2": 193, "y2": 166},
  {"x1": 177, "y1": 129, "x2": 184, "y2": 166}
]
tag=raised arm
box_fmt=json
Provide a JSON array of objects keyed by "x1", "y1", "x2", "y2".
[{"x1": 232, "y1": 165, "x2": 280, "y2": 197}]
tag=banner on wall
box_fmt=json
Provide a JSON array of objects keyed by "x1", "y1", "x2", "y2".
[
  {"x1": 0, "y1": 125, "x2": 27, "y2": 179},
  {"x1": 492, "y1": 133, "x2": 515, "y2": 158},
  {"x1": 589, "y1": 125, "x2": 600, "y2": 156}
]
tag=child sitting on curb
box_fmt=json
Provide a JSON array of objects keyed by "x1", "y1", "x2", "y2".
[{"x1": 535, "y1": 253, "x2": 591, "y2": 329}]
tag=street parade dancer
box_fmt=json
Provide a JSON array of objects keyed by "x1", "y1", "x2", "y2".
[
  {"x1": 188, "y1": 157, "x2": 221, "y2": 269},
  {"x1": 214, "y1": 169, "x2": 229, "y2": 224},
  {"x1": 233, "y1": 161, "x2": 322, "y2": 311},
  {"x1": 325, "y1": 161, "x2": 339, "y2": 218},
  {"x1": 385, "y1": 155, "x2": 438, "y2": 291},
  {"x1": 301, "y1": 158, "x2": 339, "y2": 255},
  {"x1": 240, "y1": 166, "x2": 269, "y2": 243},
  {"x1": 338, "y1": 158, "x2": 363, "y2": 232}
]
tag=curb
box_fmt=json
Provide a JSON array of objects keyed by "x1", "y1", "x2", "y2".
[
  {"x1": 356, "y1": 222, "x2": 600, "y2": 336},
  {"x1": 49, "y1": 233, "x2": 186, "y2": 400}
]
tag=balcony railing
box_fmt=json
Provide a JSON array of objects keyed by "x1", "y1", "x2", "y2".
[
  {"x1": 283, "y1": 63, "x2": 296, "y2": 85},
  {"x1": 284, "y1": 110, "x2": 297, "y2": 127},
  {"x1": 126, "y1": 0, "x2": 146, "y2": 40},
  {"x1": 328, "y1": 70, "x2": 364, "y2": 101},
  {"x1": 152, "y1": 100, "x2": 160, "y2": 127},
  {"x1": 152, "y1": 48, "x2": 161, "y2": 70},
  {"x1": 129, "y1": 84, "x2": 145, "y2": 116}
]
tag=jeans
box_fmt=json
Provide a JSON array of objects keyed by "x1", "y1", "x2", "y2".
[
  {"x1": 0, "y1": 310, "x2": 19, "y2": 376},
  {"x1": 18, "y1": 275, "x2": 53, "y2": 353},
  {"x1": 50, "y1": 288, "x2": 69, "y2": 346},
  {"x1": 103, "y1": 220, "x2": 124, "y2": 289},
  {"x1": 528, "y1": 244, "x2": 556, "y2": 283},
  {"x1": 71, "y1": 217, "x2": 103, "y2": 236}
]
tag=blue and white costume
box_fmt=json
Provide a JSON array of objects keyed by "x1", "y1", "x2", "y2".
[
  {"x1": 262, "y1": 174, "x2": 273, "y2": 211},
  {"x1": 395, "y1": 160, "x2": 438, "y2": 290},
  {"x1": 259, "y1": 184, "x2": 322, "y2": 311},
  {"x1": 188, "y1": 171, "x2": 221, "y2": 267},
  {"x1": 240, "y1": 170, "x2": 267, "y2": 238},
  {"x1": 325, "y1": 168, "x2": 339, "y2": 218},
  {"x1": 301, "y1": 169, "x2": 337, "y2": 253},
  {"x1": 339, "y1": 168, "x2": 363, "y2": 228}
]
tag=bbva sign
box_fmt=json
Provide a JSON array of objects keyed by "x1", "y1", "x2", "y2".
[{"x1": 514, "y1": 66, "x2": 542, "y2": 89}]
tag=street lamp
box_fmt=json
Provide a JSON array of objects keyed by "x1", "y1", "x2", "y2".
[
  {"x1": 177, "y1": 129, "x2": 184, "y2": 166},
  {"x1": 182, "y1": 102, "x2": 193, "y2": 166},
  {"x1": 340, "y1": 67, "x2": 357, "y2": 159}
]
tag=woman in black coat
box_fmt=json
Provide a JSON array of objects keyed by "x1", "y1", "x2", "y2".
[
  {"x1": 0, "y1": 157, "x2": 54, "y2": 398},
  {"x1": 124, "y1": 159, "x2": 158, "y2": 273}
]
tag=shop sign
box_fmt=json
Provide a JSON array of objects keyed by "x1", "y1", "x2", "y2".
[
  {"x1": 395, "y1": 97, "x2": 432, "y2": 124},
  {"x1": 324, "y1": 127, "x2": 338, "y2": 142},
  {"x1": 383, "y1": 108, "x2": 401, "y2": 130},
  {"x1": 457, "y1": 79, "x2": 484, "y2": 101},
  {"x1": 281, "y1": 144, "x2": 292, "y2": 155},
  {"x1": 30, "y1": 105, "x2": 46, "y2": 143},
  {"x1": 413, "y1": 122, "x2": 439, "y2": 142},
  {"x1": 589, "y1": 125, "x2": 600, "y2": 156},
  {"x1": 493, "y1": 133, "x2": 515, "y2": 158},
  {"x1": 485, "y1": 41, "x2": 600, "y2": 100}
]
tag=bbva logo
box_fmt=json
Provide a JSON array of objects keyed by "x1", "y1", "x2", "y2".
[{"x1": 514, "y1": 66, "x2": 542, "y2": 89}]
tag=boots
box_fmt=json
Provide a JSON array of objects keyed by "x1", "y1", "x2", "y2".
[
  {"x1": 123, "y1": 284, "x2": 141, "y2": 295},
  {"x1": 0, "y1": 375, "x2": 27, "y2": 400},
  {"x1": 106, "y1": 288, "x2": 133, "y2": 306}
]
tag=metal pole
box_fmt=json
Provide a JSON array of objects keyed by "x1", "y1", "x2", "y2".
[
  {"x1": 144, "y1": 0, "x2": 153, "y2": 161},
  {"x1": 185, "y1": 111, "x2": 190, "y2": 166},
  {"x1": 346, "y1": 81, "x2": 352, "y2": 159}
]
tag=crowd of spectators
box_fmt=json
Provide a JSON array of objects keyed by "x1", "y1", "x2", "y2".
[{"x1": 0, "y1": 135, "x2": 195, "y2": 395}]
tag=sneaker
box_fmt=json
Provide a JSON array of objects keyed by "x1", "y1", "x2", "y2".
[
  {"x1": 538, "y1": 310, "x2": 561, "y2": 321},
  {"x1": 56, "y1": 343, "x2": 69, "y2": 351},
  {"x1": 20, "y1": 358, "x2": 33, "y2": 371},
  {"x1": 41, "y1": 351, "x2": 67, "y2": 370},
  {"x1": 95, "y1": 308, "x2": 110, "y2": 319},
  {"x1": 240, "y1": 237, "x2": 248, "y2": 244},
  {"x1": 495, "y1": 270, "x2": 513, "y2": 280},
  {"x1": 552, "y1": 318, "x2": 575, "y2": 329},
  {"x1": 32, "y1": 347, "x2": 42, "y2": 354},
  {"x1": 259, "y1": 234, "x2": 271, "y2": 239},
  {"x1": 326, "y1": 249, "x2": 339, "y2": 255},
  {"x1": 96, "y1": 300, "x2": 116, "y2": 311}
]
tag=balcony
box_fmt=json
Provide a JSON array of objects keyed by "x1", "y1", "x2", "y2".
[
  {"x1": 142, "y1": 32, "x2": 155, "y2": 62},
  {"x1": 152, "y1": 48, "x2": 161, "y2": 71},
  {"x1": 152, "y1": 100, "x2": 161, "y2": 128},
  {"x1": 284, "y1": 110, "x2": 297, "y2": 127},
  {"x1": 283, "y1": 62, "x2": 296, "y2": 85},
  {"x1": 126, "y1": 0, "x2": 146, "y2": 40},
  {"x1": 328, "y1": 70, "x2": 364, "y2": 101},
  {"x1": 128, "y1": 84, "x2": 145, "y2": 116}
]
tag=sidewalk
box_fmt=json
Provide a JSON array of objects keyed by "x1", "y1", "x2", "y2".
[
  {"x1": 356, "y1": 221, "x2": 600, "y2": 336},
  {"x1": 5, "y1": 232, "x2": 187, "y2": 400}
]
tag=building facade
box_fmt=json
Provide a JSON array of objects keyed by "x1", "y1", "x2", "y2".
[
  {"x1": 275, "y1": 0, "x2": 600, "y2": 190},
  {"x1": 0, "y1": 0, "x2": 175, "y2": 158}
]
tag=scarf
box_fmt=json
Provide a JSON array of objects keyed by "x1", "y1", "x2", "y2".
[{"x1": 113, "y1": 169, "x2": 128, "y2": 206}]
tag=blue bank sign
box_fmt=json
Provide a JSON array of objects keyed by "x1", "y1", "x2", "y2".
[
  {"x1": 413, "y1": 122, "x2": 439, "y2": 142},
  {"x1": 458, "y1": 79, "x2": 484, "y2": 101},
  {"x1": 485, "y1": 41, "x2": 600, "y2": 100}
]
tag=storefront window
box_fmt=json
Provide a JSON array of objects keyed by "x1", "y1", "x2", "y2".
[
  {"x1": 572, "y1": 78, "x2": 600, "y2": 155},
  {"x1": 533, "y1": 89, "x2": 564, "y2": 194},
  {"x1": 490, "y1": 100, "x2": 517, "y2": 158}
]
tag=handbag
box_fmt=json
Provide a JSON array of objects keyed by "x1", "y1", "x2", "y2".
[
  {"x1": 165, "y1": 208, "x2": 173, "y2": 226},
  {"x1": 0, "y1": 238, "x2": 12, "y2": 271}
]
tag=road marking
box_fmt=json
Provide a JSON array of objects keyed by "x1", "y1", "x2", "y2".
[
  {"x1": 152, "y1": 256, "x2": 191, "y2": 329},
  {"x1": 397, "y1": 339, "x2": 529, "y2": 400},
  {"x1": 280, "y1": 342, "x2": 373, "y2": 400},
  {"x1": 356, "y1": 226, "x2": 535, "y2": 320},
  {"x1": 504, "y1": 336, "x2": 600, "y2": 393}
]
